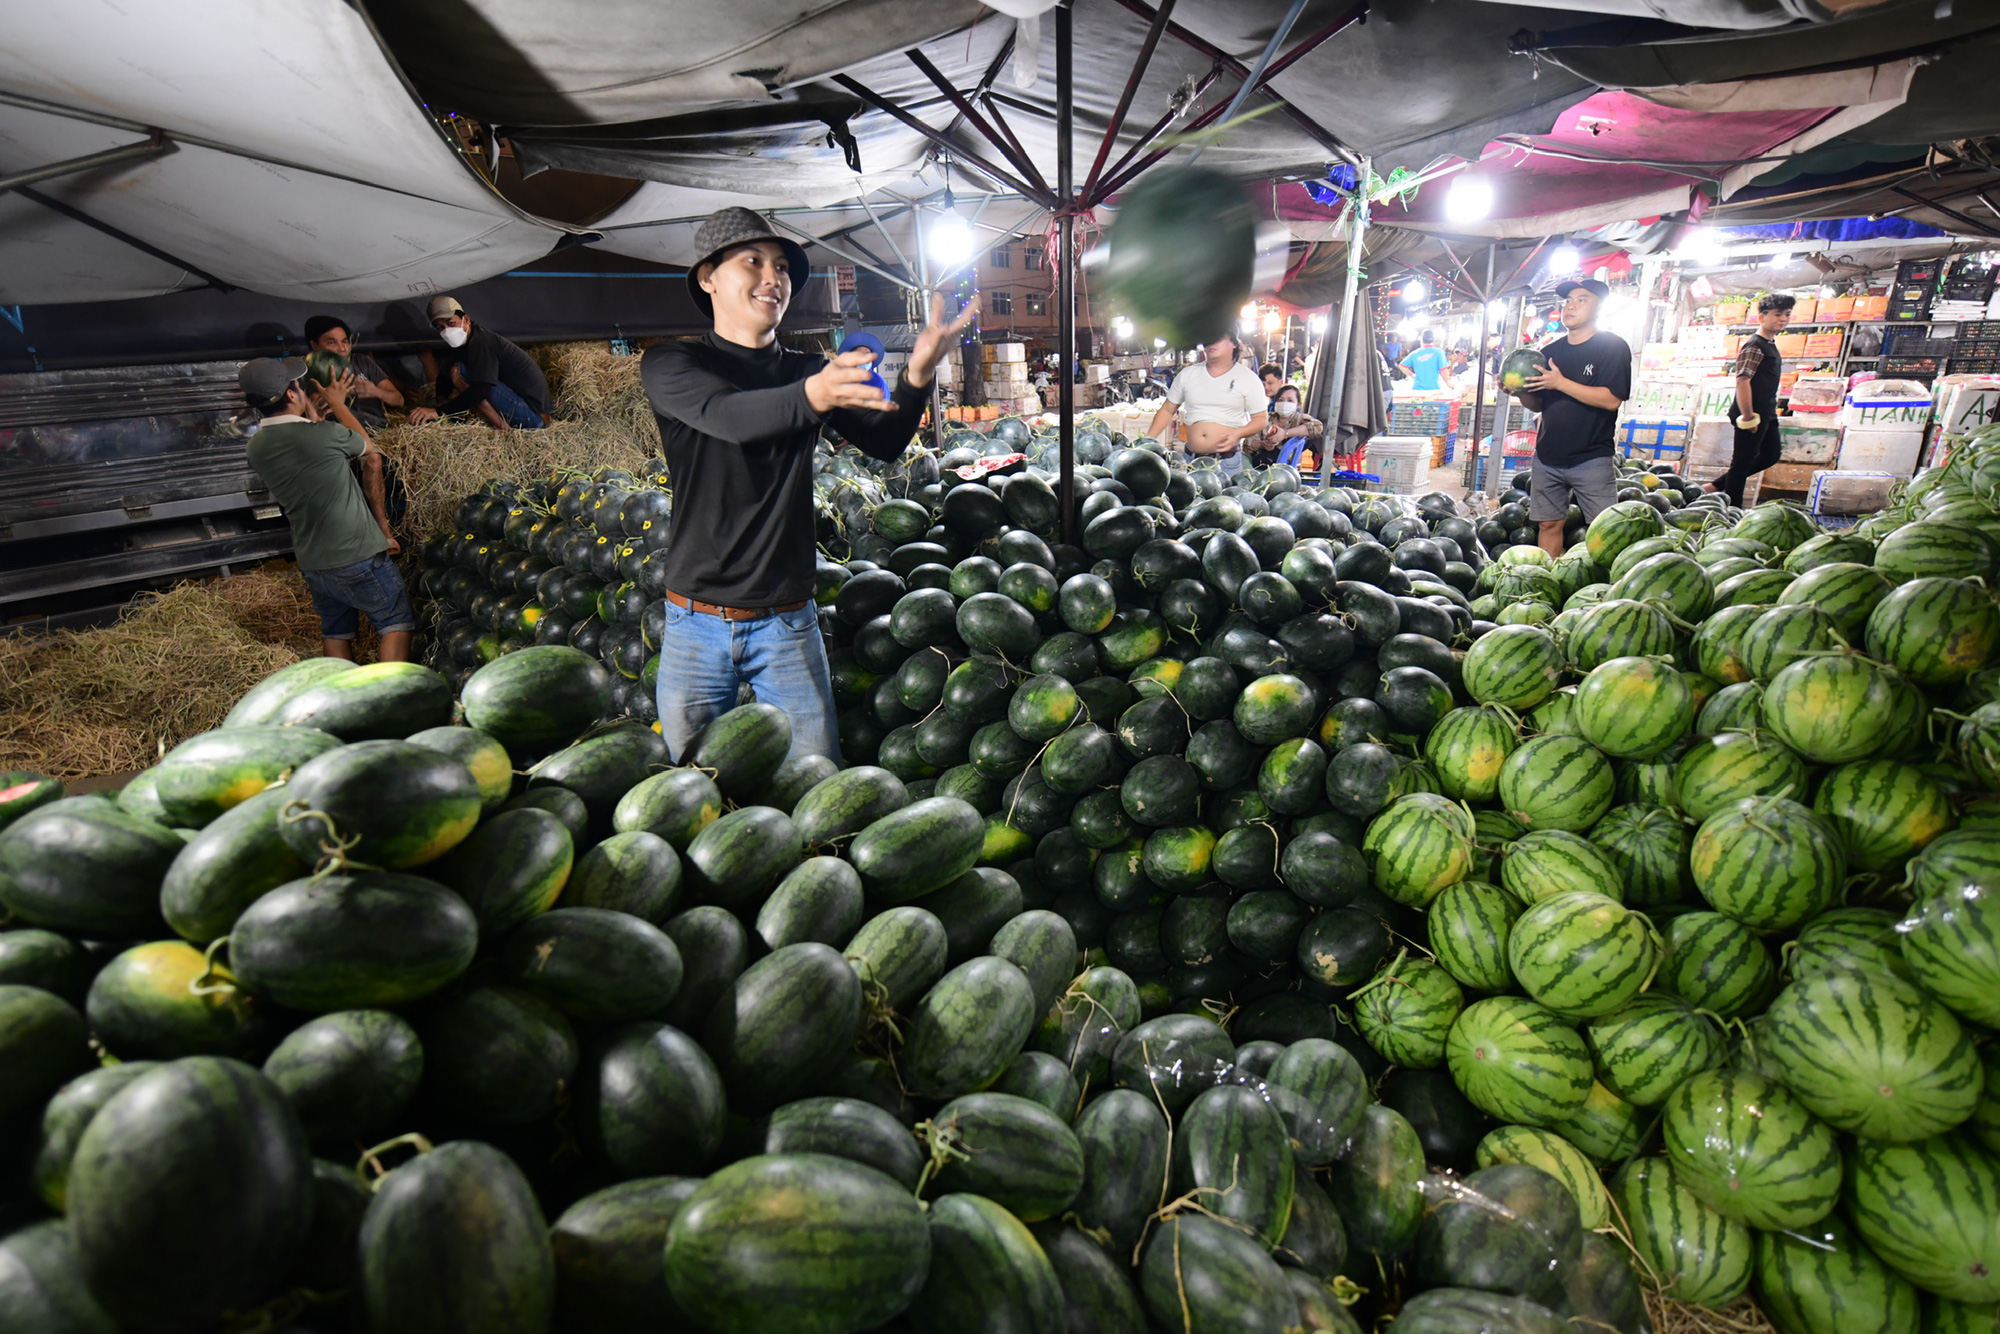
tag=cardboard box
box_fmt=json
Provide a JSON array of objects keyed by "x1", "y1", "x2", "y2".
[
  {"x1": 1803, "y1": 330, "x2": 1843, "y2": 357},
  {"x1": 1792, "y1": 298, "x2": 1818, "y2": 322},
  {"x1": 1775, "y1": 332, "x2": 1808, "y2": 358},
  {"x1": 1810, "y1": 470, "x2": 1902, "y2": 515},
  {"x1": 1715, "y1": 301, "x2": 1750, "y2": 324},
  {"x1": 1825, "y1": 296, "x2": 1856, "y2": 321},
  {"x1": 1854, "y1": 295, "x2": 1889, "y2": 320}
]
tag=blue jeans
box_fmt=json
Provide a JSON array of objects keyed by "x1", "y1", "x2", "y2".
[
  {"x1": 655, "y1": 599, "x2": 841, "y2": 765},
  {"x1": 486, "y1": 382, "x2": 545, "y2": 429},
  {"x1": 300, "y1": 551, "x2": 415, "y2": 639}
]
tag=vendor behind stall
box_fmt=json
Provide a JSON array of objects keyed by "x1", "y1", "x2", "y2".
[
  {"x1": 1249, "y1": 383, "x2": 1323, "y2": 468},
  {"x1": 303, "y1": 316, "x2": 403, "y2": 430},
  {"x1": 406, "y1": 296, "x2": 550, "y2": 430},
  {"x1": 1146, "y1": 331, "x2": 1267, "y2": 476},
  {"x1": 1707, "y1": 294, "x2": 1794, "y2": 505}
]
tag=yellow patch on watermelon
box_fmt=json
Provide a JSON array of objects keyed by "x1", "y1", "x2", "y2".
[{"x1": 216, "y1": 774, "x2": 275, "y2": 810}]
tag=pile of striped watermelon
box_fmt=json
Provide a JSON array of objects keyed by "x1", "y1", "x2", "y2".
[{"x1": 2, "y1": 418, "x2": 1996, "y2": 1334}]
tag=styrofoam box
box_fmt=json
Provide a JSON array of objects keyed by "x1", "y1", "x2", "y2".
[
  {"x1": 980, "y1": 342, "x2": 1027, "y2": 363},
  {"x1": 1837, "y1": 423, "x2": 1924, "y2": 476},
  {"x1": 1842, "y1": 380, "x2": 1933, "y2": 427},
  {"x1": 1810, "y1": 470, "x2": 1902, "y2": 515},
  {"x1": 1933, "y1": 377, "x2": 2000, "y2": 435},
  {"x1": 1779, "y1": 421, "x2": 1842, "y2": 466},
  {"x1": 1365, "y1": 436, "x2": 1432, "y2": 494},
  {"x1": 1688, "y1": 415, "x2": 1735, "y2": 471}
]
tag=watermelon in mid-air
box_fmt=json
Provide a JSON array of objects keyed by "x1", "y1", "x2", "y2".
[
  {"x1": 304, "y1": 349, "x2": 351, "y2": 388},
  {"x1": 1100, "y1": 166, "x2": 1256, "y2": 348}
]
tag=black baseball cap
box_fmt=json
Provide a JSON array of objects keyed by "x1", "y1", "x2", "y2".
[
  {"x1": 303, "y1": 315, "x2": 351, "y2": 344},
  {"x1": 239, "y1": 356, "x2": 308, "y2": 401},
  {"x1": 686, "y1": 207, "x2": 811, "y2": 317},
  {"x1": 1553, "y1": 278, "x2": 1611, "y2": 300}
]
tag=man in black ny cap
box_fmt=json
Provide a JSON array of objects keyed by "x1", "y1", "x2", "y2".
[
  {"x1": 641, "y1": 206, "x2": 976, "y2": 764},
  {"x1": 1515, "y1": 276, "x2": 1631, "y2": 556},
  {"x1": 239, "y1": 356, "x2": 413, "y2": 662}
]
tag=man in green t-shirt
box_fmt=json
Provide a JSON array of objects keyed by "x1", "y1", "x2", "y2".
[{"x1": 241, "y1": 357, "x2": 414, "y2": 662}]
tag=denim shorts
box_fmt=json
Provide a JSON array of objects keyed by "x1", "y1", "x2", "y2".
[{"x1": 301, "y1": 552, "x2": 416, "y2": 639}]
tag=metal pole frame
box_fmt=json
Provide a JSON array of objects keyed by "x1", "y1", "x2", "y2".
[
  {"x1": 1478, "y1": 245, "x2": 1500, "y2": 501},
  {"x1": 1057, "y1": 0, "x2": 1078, "y2": 546},
  {"x1": 1317, "y1": 160, "x2": 1369, "y2": 490},
  {"x1": 0, "y1": 132, "x2": 173, "y2": 195}
]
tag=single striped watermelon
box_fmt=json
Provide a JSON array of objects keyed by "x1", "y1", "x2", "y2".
[
  {"x1": 1732, "y1": 504, "x2": 1817, "y2": 554},
  {"x1": 1585, "y1": 501, "x2": 1665, "y2": 568},
  {"x1": 1690, "y1": 797, "x2": 1845, "y2": 930},
  {"x1": 1501, "y1": 829, "x2": 1623, "y2": 905},
  {"x1": 1662, "y1": 1066, "x2": 1841, "y2": 1231},
  {"x1": 1755, "y1": 1212, "x2": 1921, "y2": 1334},
  {"x1": 1526, "y1": 688, "x2": 1580, "y2": 738},
  {"x1": 1764, "y1": 965, "x2": 1982, "y2": 1142},
  {"x1": 1614, "y1": 751, "x2": 1682, "y2": 810},
  {"x1": 1474, "y1": 1126, "x2": 1609, "y2": 1229},
  {"x1": 1587, "y1": 804, "x2": 1691, "y2": 908},
  {"x1": 1690, "y1": 603, "x2": 1769, "y2": 685},
  {"x1": 1495, "y1": 600, "x2": 1556, "y2": 626},
  {"x1": 1614, "y1": 1157, "x2": 1752, "y2": 1308},
  {"x1": 1898, "y1": 882, "x2": 2000, "y2": 1028},
  {"x1": 1957, "y1": 702, "x2": 2000, "y2": 788},
  {"x1": 1565, "y1": 599, "x2": 1677, "y2": 674},
  {"x1": 1461, "y1": 625, "x2": 1565, "y2": 710},
  {"x1": 1507, "y1": 891, "x2": 1659, "y2": 1020},
  {"x1": 1782, "y1": 531, "x2": 1875, "y2": 575},
  {"x1": 1550, "y1": 1079, "x2": 1643, "y2": 1163},
  {"x1": 1907, "y1": 828, "x2": 2000, "y2": 901},
  {"x1": 1741, "y1": 604, "x2": 1846, "y2": 682},
  {"x1": 1659, "y1": 911, "x2": 1775, "y2": 1018},
  {"x1": 1866, "y1": 577, "x2": 2000, "y2": 686},
  {"x1": 1573, "y1": 656, "x2": 1693, "y2": 760},
  {"x1": 1361, "y1": 793, "x2": 1476, "y2": 908},
  {"x1": 1847, "y1": 1135, "x2": 2000, "y2": 1304},
  {"x1": 1499, "y1": 736, "x2": 1615, "y2": 833},
  {"x1": 1925, "y1": 1296, "x2": 1998, "y2": 1333},
  {"x1": 1611, "y1": 550, "x2": 1714, "y2": 624},
  {"x1": 1471, "y1": 809, "x2": 1528, "y2": 882},
  {"x1": 1585, "y1": 994, "x2": 1722, "y2": 1107},
  {"x1": 1490, "y1": 562, "x2": 1565, "y2": 608},
  {"x1": 1713, "y1": 567, "x2": 1798, "y2": 610},
  {"x1": 1762, "y1": 653, "x2": 1919, "y2": 764},
  {"x1": 1694, "y1": 681, "x2": 1764, "y2": 736},
  {"x1": 1426, "y1": 881, "x2": 1523, "y2": 993},
  {"x1": 1812, "y1": 760, "x2": 1953, "y2": 873},
  {"x1": 1672, "y1": 731, "x2": 1807, "y2": 823},
  {"x1": 1777, "y1": 561, "x2": 1895, "y2": 641},
  {"x1": 1608, "y1": 534, "x2": 1686, "y2": 584},
  {"x1": 1353, "y1": 954, "x2": 1463, "y2": 1069},
  {"x1": 1425, "y1": 707, "x2": 1519, "y2": 804},
  {"x1": 1790, "y1": 907, "x2": 1910, "y2": 984},
  {"x1": 1444, "y1": 996, "x2": 1593, "y2": 1127},
  {"x1": 1873, "y1": 519, "x2": 1996, "y2": 584}
]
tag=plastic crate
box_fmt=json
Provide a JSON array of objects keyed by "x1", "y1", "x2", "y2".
[
  {"x1": 1884, "y1": 331, "x2": 1956, "y2": 358},
  {"x1": 1471, "y1": 455, "x2": 1527, "y2": 489},
  {"x1": 1896, "y1": 258, "x2": 1943, "y2": 286}
]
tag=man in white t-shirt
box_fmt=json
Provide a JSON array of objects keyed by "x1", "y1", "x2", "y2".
[{"x1": 1146, "y1": 331, "x2": 1268, "y2": 476}]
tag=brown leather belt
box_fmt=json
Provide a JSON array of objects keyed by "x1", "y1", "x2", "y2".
[{"x1": 664, "y1": 589, "x2": 810, "y2": 622}]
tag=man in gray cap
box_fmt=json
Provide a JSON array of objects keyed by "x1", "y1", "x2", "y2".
[
  {"x1": 641, "y1": 205, "x2": 975, "y2": 764},
  {"x1": 407, "y1": 295, "x2": 550, "y2": 430},
  {"x1": 240, "y1": 356, "x2": 413, "y2": 662}
]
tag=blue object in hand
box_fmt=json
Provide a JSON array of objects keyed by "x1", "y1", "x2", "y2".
[{"x1": 838, "y1": 331, "x2": 892, "y2": 401}]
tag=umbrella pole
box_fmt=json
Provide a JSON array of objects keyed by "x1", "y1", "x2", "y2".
[
  {"x1": 1056, "y1": 0, "x2": 1077, "y2": 547},
  {"x1": 1476, "y1": 244, "x2": 1496, "y2": 500},
  {"x1": 1317, "y1": 156, "x2": 1369, "y2": 490}
]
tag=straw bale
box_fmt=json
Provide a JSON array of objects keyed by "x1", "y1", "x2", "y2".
[
  {"x1": 0, "y1": 564, "x2": 329, "y2": 781},
  {"x1": 1644, "y1": 1291, "x2": 1777, "y2": 1334},
  {"x1": 379, "y1": 341, "x2": 660, "y2": 539}
]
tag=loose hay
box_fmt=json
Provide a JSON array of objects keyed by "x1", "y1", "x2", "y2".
[
  {"x1": 0, "y1": 566, "x2": 325, "y2": 781},
  {"x1": 379, "y1": 341, "x2": 660, "y2": 539},
  {"x1": 1644, "y1": 1291, "x2": 1778, "y2": 1334}
]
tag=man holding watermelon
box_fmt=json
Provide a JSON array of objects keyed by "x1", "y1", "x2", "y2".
[
  {"x1": 1514, "y1": 278, "x2": 1632, "y2": 556},
  {"x1": 641, "y1": 207, "x2": 977, "y2": 764}
]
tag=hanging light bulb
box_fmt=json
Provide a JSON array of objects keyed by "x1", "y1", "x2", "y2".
[
  {"x1": 1404, "y1": 278, "x2": 1427, "y2": 302},
  {"x1": 927, "y1": 168, "x2": 975, "y2": 267},
  {"x1": 1550, "y1": 245, "x2": 1581, "y2": 274},
  {"x1": 1444, "y1": 173, "x2": 1493, "y2": 223}
]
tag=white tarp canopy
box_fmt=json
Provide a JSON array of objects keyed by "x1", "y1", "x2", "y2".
[{"x1": 0, "y1": 1, "x2": 566, "y2": 305}]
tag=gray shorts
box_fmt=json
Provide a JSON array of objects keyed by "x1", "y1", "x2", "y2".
[{"x1": 1529, "y1": 456, "x2": 1619, "y2": 523}]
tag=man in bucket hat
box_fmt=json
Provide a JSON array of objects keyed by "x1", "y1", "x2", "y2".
[{"x1": 641, "y1": 206, "x2": 976, "y2": 763}]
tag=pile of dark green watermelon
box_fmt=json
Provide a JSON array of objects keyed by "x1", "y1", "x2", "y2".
[{"x1": 4, "y1": 419, "x2": 1999, "y2": 1334}]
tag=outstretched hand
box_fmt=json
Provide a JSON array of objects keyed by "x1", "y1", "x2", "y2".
[
  {"x1": 804, "y1": 347, "x2": 895, "y2": 415},
  {"x1": 907, "y1": 292, "x2": 981, "y2": 389}
]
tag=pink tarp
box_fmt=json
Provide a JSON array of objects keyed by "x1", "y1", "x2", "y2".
[{"x1": 1274, "y1": 87, "x2": 1856, "y2": 240}]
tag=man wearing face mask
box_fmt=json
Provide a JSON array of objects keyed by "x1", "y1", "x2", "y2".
[
  {"x1": 406, "y1": 296, "x2": 550, "y2": 430},
  {"x1": 642, "y1": 207, "x2": 977, "y2": 764}
]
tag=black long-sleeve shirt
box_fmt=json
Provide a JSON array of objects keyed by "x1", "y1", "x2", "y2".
[
  {"x1": 641, "y1": 333, "x2": 927, "y2": 607},
  {"x1": 436, "y1": 325, "x2": 551, "y2": 417}
]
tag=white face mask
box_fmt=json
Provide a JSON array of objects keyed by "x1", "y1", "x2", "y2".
[
  {"x1": 440, "y1": 325, "x2": 469, "y2": 348},
  {"x1": 1277, "y1": 401, "x2": 1298, "y2": 418}
]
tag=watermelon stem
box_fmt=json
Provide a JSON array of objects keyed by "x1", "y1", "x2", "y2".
[
  {"x1": 913, "y1": 1114, "x2": 974, "y2": 1200},
  {"x1": 278, "y1": 799, "x2": 371, "y2": 873},
  {"x1": 187, "y1": 936, "x2": 239, "y2": 999},
  {"x1": 355, "y1": 1133, "x2": 435, "y2": 1188}
]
